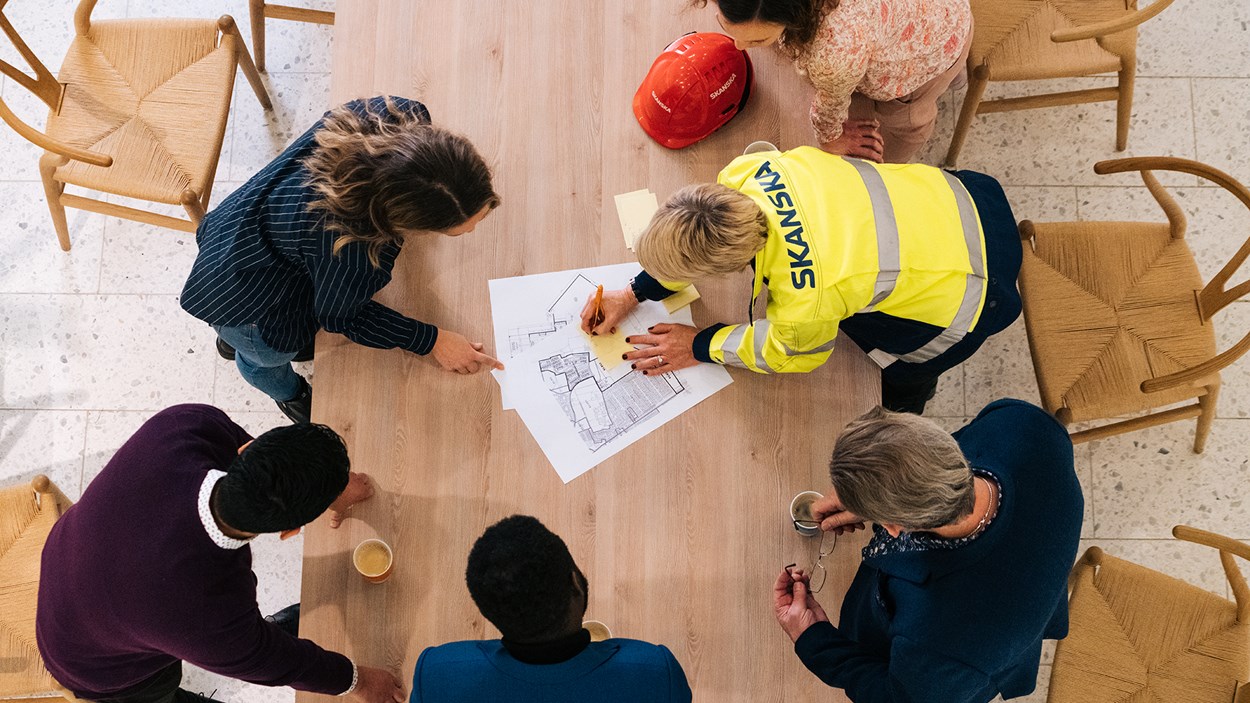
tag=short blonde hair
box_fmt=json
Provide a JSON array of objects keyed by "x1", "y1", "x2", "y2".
[
  {"x1": 828, "y1": 407, "x2": 976, "y2": 530},
  {"x1": 635, "y1": 184, "x2": 767, "y2": 282}
]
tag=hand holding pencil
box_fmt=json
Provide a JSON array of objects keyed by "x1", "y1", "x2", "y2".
[{"x1": 579, "y1": 285, "x2": 639, "y2": 336}]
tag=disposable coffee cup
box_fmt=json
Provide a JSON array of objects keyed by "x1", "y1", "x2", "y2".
[
  {"x1": 744, "y1": 140, "x2": 778, "y2": 155},
  {"x1": 583, "y1": 620, "x2": 612, "y2": 642},
  {"x1": 790, "y1": 491, "x2": 824, "y2": 537},
  {"x1": 353, "y1": 538, "x2": 394, "y2": 583}
]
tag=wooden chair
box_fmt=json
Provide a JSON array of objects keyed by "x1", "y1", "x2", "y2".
[
  {"x1": 1048, "y1": 526, "x2": 1250, "y2": 702},
  {"x1": 247, "y1": 0, "x2": 334, "y2": 74},
  {"x1": 1017, "y1": 157, "x2": 1250, "y2": 453},
  {"x1": 0, "y1": 0, "x2": 272, "y2": 251},
  {"x1": 0, "y1": 476, "x2": 78, "y2": 701},
  {"x1": 944, "y1": 0, "x2": 1176, "y2": 167}
]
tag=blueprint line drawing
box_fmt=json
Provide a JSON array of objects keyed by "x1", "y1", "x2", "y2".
[
  {"x1": 489, "y1": 263, "x2": 733, "y2": 483},
  {"x1": 506, "y1": 273, "x2": 596, "y2": 357},
  {"x1": 539, "y1": 346, "x2": 687, "y2": 453}
]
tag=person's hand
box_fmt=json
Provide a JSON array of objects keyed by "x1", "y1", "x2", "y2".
[
  {"x1": 430, "y1": 329, "x2": 504, "y2": 375},
  {"x1": 580, "y1": 287, "x2": 638, "y2": 336},
  {"x1": 773, "y1": 567, "x2": 830, "y2": 643},
  {"x1": 811, "y1": 494, "x2": 867, "y2": 535},
  {"x1": 820, "y1": 119, "x2": 885, "y2": 162},
  {"x1": 327, "y1": 472, "x2": 373, "y2": 529},
  {"x1": 622, "y1": 323, "x2": 700, "y2": 375},
  {"x1": 350, "y1": 665, "x2": 405, "y2": 703}
]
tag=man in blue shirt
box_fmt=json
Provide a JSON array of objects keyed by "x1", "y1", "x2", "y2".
[
  {"x1": 775, "y1": 399, "x2": 1083, "y2": 702},
  {"x1": 410, "y1": 515, "x2": 692, "y2": 702}
]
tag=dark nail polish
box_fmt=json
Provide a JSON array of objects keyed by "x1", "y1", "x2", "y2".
[
  {"x1": 631, "y1": 364, "x2": 637, "y2": 369},
  {"x1": 625, "y1": 337, "x2": 632, "y2": 343},
  {"x1": 641, "y1": 371, "x2": 648, "y2": 376},
  {"x1": 591, "y1": 332, "x2": 598, "y2": 336},
  {"x1": 621, "y1": 354, "x2": 628, "y2": 360}
]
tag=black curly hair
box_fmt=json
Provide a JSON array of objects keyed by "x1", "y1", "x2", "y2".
[
  {"x1": 466, "y1": 515, "x2": 588, "y2": 642},
  {"x1": 214, "y1": 423, "x2": 350, "y2": 534}
]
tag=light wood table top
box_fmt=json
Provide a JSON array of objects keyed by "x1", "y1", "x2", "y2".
[{"x1": 299, "y1": 2, "x2": 879, "y2": 701}]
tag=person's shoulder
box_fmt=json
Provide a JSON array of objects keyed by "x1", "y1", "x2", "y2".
[
  {"x1": 416, "y1": 640, "x2": 495, "y2": 667},
  {"x1": 595, "y1": 639, "x2": 681, "y2": 670},
  {"x1": 338, "y1": 96, "x2": 432, "y2": 124},
  {"x1": 964, "y1": 399, "x2": 1064, "y2": 433}
]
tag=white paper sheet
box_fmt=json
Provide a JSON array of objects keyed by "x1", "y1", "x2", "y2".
[
  {"x1": 489, "y1": 263, "x2": 643, "y2": 408},
  {"x1": 501, "y1": 323, "x2": 732, "y2": 483},
  {"x1": 489, "y1": 265, "x2": 733, "y2": 482}
]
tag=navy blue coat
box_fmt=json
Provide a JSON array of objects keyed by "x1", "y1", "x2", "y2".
[{"x1": 795, "y1": 399, "x2": 1083, "y2": 702}]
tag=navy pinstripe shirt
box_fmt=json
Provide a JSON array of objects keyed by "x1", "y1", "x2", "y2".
[{"x1": 180, "y1": 96, "x2": 438, "y2": 355}]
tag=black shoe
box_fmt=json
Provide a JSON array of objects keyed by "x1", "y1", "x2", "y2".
[
  {"x1": 216, "y1": 337, "x2": 236, "y2": 361},
  {"x1": 264, "y1": 603, "x2": 300, "y2": 637},
  {"x1": 277, "y1": 378, "x2": 312, "y2": 424}
]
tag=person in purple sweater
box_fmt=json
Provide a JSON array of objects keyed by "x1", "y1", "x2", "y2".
[{"x1": 35, "y1": 404, "x2": 401, "y2": 703}]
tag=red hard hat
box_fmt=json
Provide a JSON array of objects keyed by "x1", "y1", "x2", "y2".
[{"x1": 633, "y1": 32, "x2": 754, "y2": 149}]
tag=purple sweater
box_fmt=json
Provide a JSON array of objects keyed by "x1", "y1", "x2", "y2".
[{"x1": 36, "y1": 404, "x2": 353, "y2": 698}]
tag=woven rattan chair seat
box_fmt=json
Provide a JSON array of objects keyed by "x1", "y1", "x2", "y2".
[
  {"x1": 0, "y1": 483, "x2": 63, "y2": 697},
  {"x1": 970, "y1": 0, "x2": 1129, "y2": 81},
  {"x1": 1019, "y1": 220, "x2": 1217, "y2": 422},
  {"x1": 1051, "y1": 552, "x2": 1249, "y2": 703},
  {"x1": 46, "y1": 18, "x2": 236, "y2": 204}
]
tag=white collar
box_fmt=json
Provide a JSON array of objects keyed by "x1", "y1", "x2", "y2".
[{"x1": 199, "y1": 469, "x2": 254, "y2": 550}]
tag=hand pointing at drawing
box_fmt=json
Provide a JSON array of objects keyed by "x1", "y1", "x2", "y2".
[
  {"x1": 431, "y1": 329, "x2": 504, "y2": 374},
  {"x1": 580, "y1": 287, "x2": 638, "y2": 336}
]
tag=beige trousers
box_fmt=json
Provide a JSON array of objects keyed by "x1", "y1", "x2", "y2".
[{"x1": 848, "y1": 28, "x2": 973, "y2": 163}]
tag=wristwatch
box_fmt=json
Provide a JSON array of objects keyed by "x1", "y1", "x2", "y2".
[{"x1": 628, "y1": 277, "x2": 646, "y2": 303}]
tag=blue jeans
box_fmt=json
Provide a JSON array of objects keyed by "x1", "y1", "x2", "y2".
[{"x1": 214, "y1": 324, "x2": 302, "y2": 402}]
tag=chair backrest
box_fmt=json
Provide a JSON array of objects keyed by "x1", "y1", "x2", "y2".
[
  {"x1": 1092, "y1": 157, "x2": 1250, "y2": 394},
  {"x1": 0, "y1": 476, "x2": 76, "y2": 701},
  {"x1": 0, "y1": 0, "x2": 110, "y2": 166}
]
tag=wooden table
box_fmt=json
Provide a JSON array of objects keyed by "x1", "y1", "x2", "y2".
[{"x1": 299, "y1": 2, "x2": 880, "y2": 701}]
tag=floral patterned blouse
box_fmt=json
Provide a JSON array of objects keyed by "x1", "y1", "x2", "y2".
[{"x1": 791, "y1": 0, "x2": 972, "y2": 143}]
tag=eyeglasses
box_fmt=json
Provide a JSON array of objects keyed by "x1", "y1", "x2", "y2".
[{"x1": 787, "y1": 528, "x2": 837, "y2": 594}]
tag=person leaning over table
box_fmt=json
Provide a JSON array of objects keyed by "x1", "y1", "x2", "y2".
[
  {"x1": 181, "y1": 96, "x2": 503, "y2": 425},
  {"x1": 36, "y1": 405, "x2": 401, "y2": 703},
  {"x1": 693, "y1": 0, "x2": 972, "y2": 163},
  {"x1": 409, "y1": 515, "x2": 692, "y2": 703},
  {"x1": 581, "y1": 146, "x2": 1022, "y2": 415},
  {"x1": 774, "y1": 400, "x2": 1083, "y2": 702}
]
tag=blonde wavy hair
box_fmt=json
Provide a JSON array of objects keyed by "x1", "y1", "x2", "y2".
[
  {"x1": 304, "y1": 98, "x2": 500, "y2": 267},
  {"x1": 828, "y1": 407, "x2": 977, "y2": 531},
  {"x1": 635, "y1": 184, "x2": 768, "y2": 282}
]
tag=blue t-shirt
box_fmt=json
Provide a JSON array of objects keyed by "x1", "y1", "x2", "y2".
[{"x1": 410, "y1": 638, "x2": 692, "y2": 703}]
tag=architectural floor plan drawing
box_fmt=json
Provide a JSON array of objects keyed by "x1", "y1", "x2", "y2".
[
  {"x1": 489, "y1": 264, "x2": 733, "y2": 482},
  {"x1": 539, "y1": 345, "x2": 686, "y2": 453}
]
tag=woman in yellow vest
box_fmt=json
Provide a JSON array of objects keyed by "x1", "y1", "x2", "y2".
[{"x1": 580, "y1": 146, "x2": 1022, "y2": 414}]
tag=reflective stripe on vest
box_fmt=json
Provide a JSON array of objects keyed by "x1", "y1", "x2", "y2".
[
  {"x1": 845, "y1": 158, "x2": 901, "y2": 312},
  {"x1": 721, "y1": 324, "x2": 749, "y2": 368},
  {"x1": 721, "y1": 321, "x2": 777, "y2": 372},
  {"x1": 893, "y1": 171, "x2": 987, "y2": 364}
]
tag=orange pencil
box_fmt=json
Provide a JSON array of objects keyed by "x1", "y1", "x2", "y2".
[{"x1": 591, "y1": 284, "x2": 605, "y2": 328}]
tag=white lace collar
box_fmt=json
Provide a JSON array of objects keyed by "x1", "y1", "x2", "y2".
[{"x1": 199, "y1": 469, "x2": 254, "y2": 550}]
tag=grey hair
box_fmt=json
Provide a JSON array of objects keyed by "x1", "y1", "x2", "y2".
[{"x1": 828, "y1": 407, "x2": 976, "y2": 530}]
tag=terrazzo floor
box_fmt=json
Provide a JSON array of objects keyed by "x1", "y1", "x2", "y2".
[{"x1": 1, "y1": 1, "x2": 1247, "y2": 701}]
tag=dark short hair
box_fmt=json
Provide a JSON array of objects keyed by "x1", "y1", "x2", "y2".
[
  {"x1": 465, "y1": 515, "x2": 583, "y2": 642},
  {"x1": 214, "y1": 423, "x2": 350, "y2": 534},
  {"x1": 692, "y1": 0, "x2": 833, "y2": 52}
]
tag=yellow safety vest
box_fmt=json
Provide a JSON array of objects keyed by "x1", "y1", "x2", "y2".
[{"x1": 667, "y1": 147, "x2": 988, "y2": 374}]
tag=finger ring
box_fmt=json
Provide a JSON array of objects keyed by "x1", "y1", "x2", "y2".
[{"x1": 656, "y1": 356, "x2": 664, "y2": 365}]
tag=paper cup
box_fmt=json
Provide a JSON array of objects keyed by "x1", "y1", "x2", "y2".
[
  {"x1": 583, "y1": 620, "x2": 612, "y2": 642},
  {"x1": 790, "y1": 491, "x2": 824, "y2": 537},
  {"x1": 353, "y1": 538, "x2": 394, "y2": 583},
  {"x1": 744, "y1": 140, "x2": 778, "y2": 155}
]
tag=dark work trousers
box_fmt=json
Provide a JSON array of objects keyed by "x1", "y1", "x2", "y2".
[
  {"x1": 840, "y1": 170, "x2": 1024, "y2": 415},
  {"x1": 90, "y1": 664, "x2": 226, "y2": 703}
]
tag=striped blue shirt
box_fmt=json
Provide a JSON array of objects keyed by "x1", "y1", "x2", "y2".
[{"x1": 180, "y1": 96, "x2": 438, "y2": 355}]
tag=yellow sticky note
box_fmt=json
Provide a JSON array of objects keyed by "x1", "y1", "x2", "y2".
[
  {"x1": 614, "y1": 189, "x2": 659, "y2": 250},
  {"x1": 585, "y1": 330, "x2": 634, "y2": 371},
  {"x1": 663, "y1": 284, "x2": 701, "y2": 314}
]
